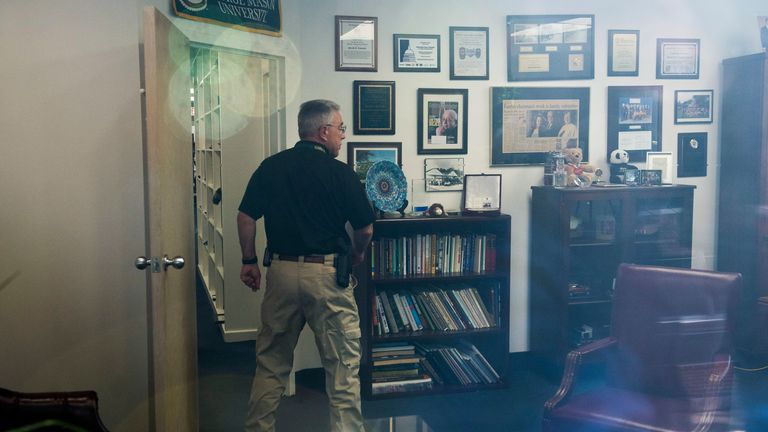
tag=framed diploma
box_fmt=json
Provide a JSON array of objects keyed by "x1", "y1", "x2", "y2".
[
  {"x1": 607, "y1": 86, "x2": 663, "y2": 163},
  {"x1": 607, "y1": 30, "x2": 639, "y2": 77},
  {"x1": 353, "y1": 80, "x2": 395, "y2": 135},
  {"x1": 335, "y1": 15, "x2": 377, "y2": 72},
  {"x1": 393, "y1": 34, "x2": 440, "y2": 72},
  {"x1": 506, "y1": 15, "x2": 595, "y2": 81},
  {"x1": 490, "y1": 87, "x2": 590, "y2": 166},
  {"x1": 656, "y1": 38, "x2": 700, "y2": 79},
  {"x1": 449, "y1": 26, "x2": 489, "y2": 80}
]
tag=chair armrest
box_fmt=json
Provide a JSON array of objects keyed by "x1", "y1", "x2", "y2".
[{"x1": 544, "y1": 337, "x2": 617, "y2": 412}]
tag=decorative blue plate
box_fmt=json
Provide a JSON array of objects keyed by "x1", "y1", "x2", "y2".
[{"x1": 365, "y1": 161, "x2": 407, "y2": 212}]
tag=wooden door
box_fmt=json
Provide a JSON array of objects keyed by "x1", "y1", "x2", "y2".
[{"x1": 142, "y1": 6, "x2": 197, "y2": 431}]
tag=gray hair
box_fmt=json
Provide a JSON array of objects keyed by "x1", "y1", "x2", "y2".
[{"x1": 298, "y1": 99, "x2": 340, "y2": 139}]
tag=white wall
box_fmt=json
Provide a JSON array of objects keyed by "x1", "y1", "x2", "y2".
[{"x1": 289, "y1": 0, "x2": 766, "y2": 352}]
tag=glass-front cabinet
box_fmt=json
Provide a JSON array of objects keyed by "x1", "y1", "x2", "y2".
[{"x1": 529, "y1": 185, "x2": 695, "y2": 370}]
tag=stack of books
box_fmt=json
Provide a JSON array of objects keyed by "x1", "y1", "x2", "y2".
[
  {"x1": 371, "y1": 343, "x2": 433, "y2": 395},
  {"x1": 415, "y1": 340, "x2": 501, "y2": 386},
  {"x1": 372, "y1": 284, "x2": 499, "y2": 336}
]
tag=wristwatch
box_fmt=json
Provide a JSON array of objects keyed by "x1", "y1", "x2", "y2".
[{"x1": 242, "y1": 256, "x2": 258, "y2": 265}]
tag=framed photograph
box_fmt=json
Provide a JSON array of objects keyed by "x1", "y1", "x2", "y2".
[
  {"x1": 490, "y1": 86, "x2": 590, "y2": 166},
  {"x1": 645, "y1": 151, "x2": 673, "y2": 184},
  {"x1": 506, "y1": 15, "x2": 595, "y2": 81},
  {"x1": 335, "y1": 16, "x2": 377, "y2": 72},
  {"x1": 607, "y1": 30, "x2": 639, "y2": 77},
  {"x1": 425, "y1": 158, "x2": 465, "y2": 192},
  {"x1": 674, "y1": 89, "x2": 713, "y2": 124},
  {"x1": 607, "y1": 85, "x2": 662, "y2": 163},
  {"x1": 417, "y1": 88, "x2": 468, "y2": 155},
  {"x1": 393, "y1": 34, "x2": 440, "y2": 72},
  {"x1": 450, "y1": 26, "x2": 489, "y2": 80},
  {"x1": 346, "y1": 142, "x2": 402, "y2": 183},
  {"x1": 462, "y1": 174, "x2": 501, "y2": 215},
  {"x1": 677, "y1": 132, "x2": 707, "y2": 177},
  {"x1": 353, "y1": 80, "x2": 395, "y2": 135},
  {"x1": 639, "y1": 169, "x2": 662, "y2": 186},
  {"x1": 656, "y1": 38, "x2": 700, "y2": 79}
]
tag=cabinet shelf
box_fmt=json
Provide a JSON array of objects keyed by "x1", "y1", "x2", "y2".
[
  {"x1": 357, "y1": 214, "x2": 511, "y2": 399},
  {"x1": 530, "y1": 185, "x2": 695, "y2": 371}
]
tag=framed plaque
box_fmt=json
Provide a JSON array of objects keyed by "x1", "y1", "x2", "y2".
[
  {"x1": 449, "y1": 26, "x2": 489, "y2": 80},
  {"x1": 353, "y1": 81, "x2": 395, "y2": 135},
  {"x1": 656, "y1": 38, "x2": 700, "y2": 79},
  {"x1": 490, "y1": 86, "x2": 590, "y2": 166},
  {"x1": 506, "y1": 15, "x2": 595, "y2": 81},
  {"x1": 677, "y1": 132, "x2": 707, "y2": 177},
  {"x1": 607, "y1": 30, "x2": 639, "y2": 77},
  {"x1": 462, "y1": 174, "x2": 502, "y2": 215},
  {"x1": 417, "y1": 88, "x2": 468, "y2": 155},
  {"x1": 393, "y1": 34, "x2": 440, "y2": 72},
  {"x1": 607, "y1": 86, "x2": 662, "y2": 163},
  {"x1": 335, "y1": 15, "x2": 377, "y2": 72}
]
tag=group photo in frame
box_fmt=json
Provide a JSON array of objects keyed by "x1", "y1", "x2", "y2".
[
  {"x1": 346, "y1": 142, "x2": 402, "y2": 183},
  {"x1": 490, "y1": 87, "x2": 590, "y2": 166},
  {"x1": 393, "y1": 34, "x2": 440, "y2": 72},
  {"x1": 353, "y1": 80, "x2": 395, "y2": 135},
  {"x1": 417, "y1": 88, "x2": 468, "y2": 155},
  {"x1": 506, "y1": 15, "x2": 595, "y2": 81},
  {"x1": 335, "y1": 15, "x2": 378, "y2": 72},
  {"x1": 674, "y1": 89, "x2": 713, "y2": 124},
  {"x1": 449, "y1": 26, "x2": 489, "y2": 80},
  {"x1": 656, "y1": 38, "x2": 700, "y2": 79},
  {"x1": 607, "y1": 85, "x2": 663, "y2": 163},
  {"x1": 607, "y1": 29, "x2": 639, "y2": 77},
  {"x1": 424, "y1": 157, "x2": 465, "y2": 192}
]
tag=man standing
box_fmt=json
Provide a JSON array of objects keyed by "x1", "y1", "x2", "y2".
[{"x1": 238, "y1": 99, "x2": 375, "y2": 431}]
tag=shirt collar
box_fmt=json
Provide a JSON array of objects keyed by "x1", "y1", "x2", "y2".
[{"x1": 295, "y1": 140, "x2": 330, "y2": 155}]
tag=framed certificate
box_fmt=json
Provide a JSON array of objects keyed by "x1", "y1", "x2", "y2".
[
  {"x1": 656, "y1": 38, "x2": 700, "y2": 79},
  {"x1": 353, "y1": 80, "x2": 395, "y2": 135},
  {"x1": 607, "y1": 30, "x2": 639, "y2": 77},
  {"x1": 506, "y1": 15, "x2": 595, "y2": 81},
  {"x1": 449, "y1": 26, "x2": 489, "y2": 80},
  {"x1": 393, "y1": 34, "x2": 440, "y2": 72},
  {"x1": 335, "y1": 15, "x2": 377, "y2": 72}
]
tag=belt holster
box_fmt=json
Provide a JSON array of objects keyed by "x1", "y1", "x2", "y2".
[{"x1": 334, "y1": 254, "x2": 351, "y2": 288}]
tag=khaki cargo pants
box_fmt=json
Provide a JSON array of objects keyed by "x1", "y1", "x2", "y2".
[{"x1": 245, "y1": 255, "x2": 364, "y2": 432}]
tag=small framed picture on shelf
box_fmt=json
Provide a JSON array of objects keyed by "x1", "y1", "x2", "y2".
[
  {"x1": 353, "y1": 80, "x2": 395, "y2": 135},
  {"x1": 674, "y1": 89, "x2": 713, "y2": 124},
  {"x1": 417, "y1": 88, "x2": 468, "y2": 155},
  {"x1": 607, "y1": 30, "x2": 639, "y2": 77},
  {"x1": 462, "y1": 174, "x2": 501, "y2": 215},
  {"x1": 449, "y1": 26, "x2": 489, "y2": 80},
  {"x1": 645, "y1": 151, "x2": 673, "y2": 184},
  {"x1": 424, "y1": 158, "x2": 465, "y2": 192},
  {"x1": 346, "y1": 142, "x2": 402, "y2": 183},
  {"x1": 335, "y1": 15, "x2": 378, "y2": 72},
  {"x1": 393, "y1": 34, "x2": 440, "y2": 72},
  {"x1": 607, "y1": 85, "x2": 663, "y2": 163},
  {"x1": 656, "y1": 38, "x2": 700, "y2": 79}
]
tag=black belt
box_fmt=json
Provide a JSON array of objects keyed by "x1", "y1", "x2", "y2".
[{"x1": 275, "y1": 254, "x2": 328, "y2": 264}]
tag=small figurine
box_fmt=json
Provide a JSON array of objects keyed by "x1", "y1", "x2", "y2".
[
  {"x1": 563, "y1": 147, "x2": 596, "y2": 187},
  {"x1": 609, "y1": 149, "x2": 638, "y2": 184}
]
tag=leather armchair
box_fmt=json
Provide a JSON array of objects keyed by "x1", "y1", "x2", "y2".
[
  {"x1": 0, "y1": 387, "x2": 109, "y2": 431},
  {"x1": 543, "y1": 263, "x2": 741, "y2": 432}
]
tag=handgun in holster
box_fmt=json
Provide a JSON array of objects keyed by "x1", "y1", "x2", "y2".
[
  {"x1": 262, "y1": 248, "x2": 272, "y2": 267},
  {"x1": 333, "y1": 254, "x2": 351, "y2": 288}
]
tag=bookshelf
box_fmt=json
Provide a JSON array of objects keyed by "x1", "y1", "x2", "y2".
[
  {"x1": 354, "y1": 214, "x2": 511, "y2": 399},
  {"x1": 529, "y1": 185, "x2": 695, "y2": 371}
]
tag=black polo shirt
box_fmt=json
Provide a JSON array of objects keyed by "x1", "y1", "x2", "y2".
[{"x1": 238, "y1": 140, "x2": 375, "y2": 255}]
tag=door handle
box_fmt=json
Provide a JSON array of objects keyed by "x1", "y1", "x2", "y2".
[
  {"x1": 163, "y1": 255, "x2": 185, "y2": 270},
  {"x1": 135, "y1": 256, "x2": 184, "y2": 272}
]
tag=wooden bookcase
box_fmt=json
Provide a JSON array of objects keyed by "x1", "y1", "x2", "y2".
[
  {"x1": 354, "y1": 214, "x2": 511, "y2": 399},
  {"x1": 529, "y1": 185, "x2": 695, "y2": 369}
]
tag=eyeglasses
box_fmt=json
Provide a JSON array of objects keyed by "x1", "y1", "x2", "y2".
[{"x1": 324, "y1": 123, "x2": 347, "y2": 133}]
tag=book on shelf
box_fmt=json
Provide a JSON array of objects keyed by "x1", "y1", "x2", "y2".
[
  {"x1": 414, "y1": 340, "x2": 501, "y2": 387},
  {"x1": 371, "y1": 376, "x2": 433, "y2": 395},
  {"x1": 372, "y1": 355, "x2": 421, "y2": 367}
]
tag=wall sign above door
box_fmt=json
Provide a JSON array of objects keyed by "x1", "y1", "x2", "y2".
[{"x1": 173, "y1": 0, "x2": 282, "y2": 36}]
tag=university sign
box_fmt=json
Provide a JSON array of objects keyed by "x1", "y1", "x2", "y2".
[{"x1": 173, "y1": 0, "x2": 281, "y2": 36}]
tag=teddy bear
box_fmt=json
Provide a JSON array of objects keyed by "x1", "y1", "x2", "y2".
[
  {"x1": 609, "y1": 149, "x2": 638, "y2": 184},
  {"x1": 562, "y1": 147, "x2": 596, "y2": 186}
]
